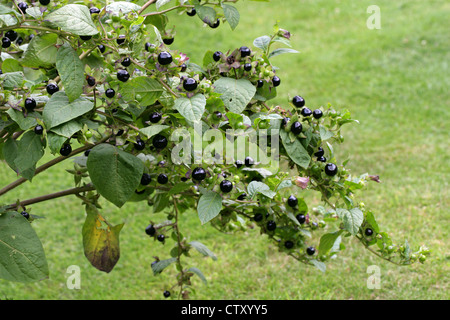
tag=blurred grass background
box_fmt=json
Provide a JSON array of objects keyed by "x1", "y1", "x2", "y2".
[{"x1": 0, "y1": 0, "x2": 448, "y2": 299}]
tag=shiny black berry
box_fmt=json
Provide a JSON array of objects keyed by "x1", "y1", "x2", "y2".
[
  {"x1": 134, "y1": 139, "x2": 145, "y2": 151},
  {"x1": 213, "y1": 111, "x2": 222, "y2": 120},
  {"x1": 121, "y1": 57, "x2": 131, "y2": 67},
  {"x1": 39, "y1": 0, "x2": 51, "y2": 5},
  {"x1": 324, "y1": 163, "x2": 338, "y2": 176},
  {"x1": 149, "y1": 112, "x2": 162, "y2": 123},
  {"x1": 145, "y1": 224, "x2": 156, "y2": 236},
  {"x1": 24, "y1": 97, "x2": 36, "y2": 111},
  {"x1": 141, "y1": 173, "x2": 152, "y2": 186},
  {"x1": 272, "y1": 76, "x2": 281, "y2": 87},
  {"x1": 60, "y1": 144, "x2": 72, "y2": 156},
  {"x1": 256, "y1": 80, "x2": 264, "y2": 88},
  {"x1": 296, "y1": 214, "x2": 306, "y2": 224},
  {"x1": 145, "y1": 42, "x2": 155, "y2": 52},
  {"x1": 163, "y1": 37, "x2": 174, "y2": 45},
  {"x1": 284, "y1": 241, "x2": 294, "y2": 249},
  {"x1": 235, "y1": 160, "x2": 244, "y2": 168},
  {"x1": 290, "y1": 121, "x2": 302, "y2": 135},
  {"x1": 237, "y1": 193, "x2": 246, "y2": 201},
  {"x1": 116, "y1": 35, "x2": 126, "y2": 45},
  {"x1": 317, "y1": 156, "x2": 327, "y2": 162},
  {"x1": 253, "y1": 213, "x2": 263, "y2": 222},
  {"x1": 80, "y1": 35, "x2": 92, "y2": 41},
  {"x1": 158, "y1": 51, "x2": 172, "y2": 65},
  {"x1": 287, "y1": 195, "x2": 298, "y2": 208},
  {"x1": 301, "y1": 107, "x2": 312, "y2": 117},
  {"x1": 239, "y1": 46, "x2": 251, "y2": 57},
  {"x1": 18, "y1": 2, "x2": 28, "y2": 13},
  {"x1": 220, "y1": 180, "x2": 233, "y2": 193},
  {"x1": 306, "y1": 246, "x2": 316, "y2": 255},
  {"x1": 281, "y1": 117, "x2": 290, "y2": 127},
  {"x1": 34, "y1": 125, "x2": 44, "y2": 135},
  {"x1": 157, "y1": 174, "x2": 169, "y2": 184},
  {"x1": 180, "y1": 63, "x2": 187, "y2": 72},
  {"x1": 243, "y1": 63, "x2": 252, "y2": 71},
  {"x1": 314, "y1": 147, "x2": 324, "y2": 157},
  {"x1": 183, "y1": 78, "x2": 197, "y2": 91},
  {"x1": 163, "y1": 290, "x2": 170, "y2": 298},
  {"x1": 116, "y1": 129, "x2": 124, "y2": 136},
  {"x1": 245, "y1": 156, "x2": 254, "y2": 167},
  {"x1": 5, "y1": 31, "x2": 18, "y2": 42},
  {"x1": 84, "y1": 149, "x2": 91, "y2": 157},
  {"x1": 117, "y1": 69, "x2": 130, "y2": 82},
  {"x1": 89, "y1": 7, "x2": 100, "y2": 14},
  {"x1": 365, "y1": 228, "x2": 374, "y2": 236},
  {"x1": 98, "y1": 44, "x2": 106, "y2": 53},
  {"x1": 213, "y1": 51, "x2": 222, "y2": 62},
  {"x1": 86, "y1": 76, "x2": 96, "y2": 86},
  {"x1": 16, "y1": 37, "x2": 23, "y2": 45},
  {"x1": 192, "y1": 167, "x2": 207, "y2": 181},
  {"x1": 46, "y1": 83, "x2": 59, "y2": 95},
  {"x1": 157, "y1": 234, "x2": 165, "y2": 242},
  {"x1": 105, "y1": 88, "x2": 115, "y2": 98},
  {"x1": 267, "y1": 220, "x2": 277, "y2": 231},
  {"x1": 152, "y1": 134, "x2": 168, "y2": 149},
  {"x1": 209, "y1": 19, "x2": 220, "y2": 28},
  {"x1": 2, "y1": 37, "x2": 11, "y2": 48},
  {"x1": 21, "y1": 211, "x2": 30, "y2": 219},
  {"x1": 292, "y1": 95, "x2": 305, "y2": 108},
  {"x1": 187, "y1": 8, "x2": 196, "y2": 16},
  {"x1": 313, "y1": 109, "x2": 323, "y2": 119}
]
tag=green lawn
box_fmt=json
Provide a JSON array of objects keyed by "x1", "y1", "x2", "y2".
[{"x1": 0, "y1": 0, "x2": 448, "y2": 300}]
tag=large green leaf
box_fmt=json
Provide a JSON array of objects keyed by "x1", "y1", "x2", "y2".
[
  {"x1": 45, "y1": 4, "x2": 99, "y2": 36},
  {"x1": 247, "y1": 181, "x2": 276, "y2": 199},
  {"x1": 50, "y1": 119, "x2": 82, "y2": 138},
  {"x1": 337, "y1": 207, "x2": 364, "y2": 235},
  {"x1": 139, "y1": 125, "x2": 170, "y2": 139},
  {"x1": 104, "y1": 2, "x2": 141, "y2": 14},
  {"x1": 86, "y1": 144, "x2": 144, "y2": 208},
  {"x1": 194, "y1": 4, "x2": 217, "y2": 25},
  {"x1": 120, "y1": 76, "x2": 164, "y2": 107},
  {"x1": 173, "y1": 94, "x2": 206, "y2": 123},
  {"x1": 1, "y1": 72, "x2": 24, "y2": 90},
  {"x1": 189, "y1": 241, "x2": 217, "y2": 261},
  {"x1": 151, "y1": 257, "x2": 177, "y2": 275},
  {"x1": 213, "y1": 78, "x2": 256, "y2": 114},
  {"x1": 56, "y1": 42, "x2": 84, "y2": 102},
  {"x1": 82, "y1": 204, "x2": 124, "y2": 273},
  {"x1": 222, "y1": 4, "x2": 240, "y2": 30},
  {"x1": 6, "y1": 108, "x2": 40, "y2": 130},
  {"x1": 0, "y1": 211, "x2": 49, "y2": 282},
  {"x1": 42, "y1": 91, "x2": 94, "y2": 129},
  {"x1": 21, "y1": 33, "x2": 58, "y2": 69},
  {"x1": 197, "y1": 191, "x2": 222, "y2": 225},
  {"x1": 279, "y1": 129, "x2": 311, "y2": 169},
  {"x1": 14, "y1": 131, "x2": 45, "y2": 176},
  {"x1": 319, "y1": 230, "x2": 343, "y2": 255}
]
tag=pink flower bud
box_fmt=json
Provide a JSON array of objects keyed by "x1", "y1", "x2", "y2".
[{"x1": 294, "y1": 176, "x2": 309, "y2": 189}]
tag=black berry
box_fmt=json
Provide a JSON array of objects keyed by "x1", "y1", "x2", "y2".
[
  {"x1": 287, "y1": 195, "x2": 298, "y2": 208},
  {"x1": 296, "y1": 214, "x2": 306, "y2": 224},
  {"x1": 213, "y1": 51, "x2": 222, "y2": 62},
  {"x1": 314, "y1": 147, "x2": 324, "y2": 157},
  {"x1": 98, "y1": 44, "x2": 106, "y2": 53},
  {"x1": 86, "y1": 76, "x2": 96, "y2": 86},
  {"x1": 152, "y1": 134, "x2": 168, "y2": 149},
  {"x1": 209, "y1": 19, "x2": 220, "y2": 28},
  {"x1": 180, "y1": 63, "x2": 187, "y2": 72},
  {"x1": 145, "y1": 224, "x2": 156, "y2": 236},
  {"x1": 281, "y1": 117, "x2": 290, "y2": 127},
  {"x1": 292, "y1": 95, "x2": 305, "y2": 108},
  {"x1": 5, "y1": 30, "x2": 18, "y2": 42},
  {"x1": 116, "y1": 129, "x2": 124, "y2": 136},
  {"x1": 24, "y1": 97, "x2": 36, "y2": 111},
  {"x1": 183, "y1": 78, "x2": 197, "y2": 91},
  {"x1": 256, "y1": 80, "x2": 264, "y2": 88},
  {"x1": 46, "y1": 83, "x2": 59, "y2": 95},
  {"x1": 235, "y1": 160, "x2": 244, "y2": 168},
  {"x1": 239, "y1": 46, "x2": 251, "y2": 57},
  {"x1": 89, "y1": 7, "x2": 100, "y2": 14},
  {"x1": 2, "y1": 37, "x2": 11, "y2": 49},
  {"x1": 220, "y1": 180, "x2": 233, "y2": 193},
  {"x1": 313, "y1": 109, "x2": 323, "y2": 119},
  {"x1": 117, "y1": 69, "x2": 130, "y2": 82},
  {"x1": 272, "y1": 76, "x2": 281, "y2": 87},
  {"x1": 140, "y1": 173, "x2": 152, "y2": 186},
  {"x1": 84, "y1": 149, "x2": 91, "y2": 157},
  {"x1": 267, "y1": 220, "x2": 277, "y2": 231},
  {"x1": 237, "y1": 193, "x2": 246, "y2": 201},
  {"x1": 39, "y1": 0, "x2": 51, "y2": 5},
  {"x1": 290, "y1": 121, "x2": 302, "y2": 135},
  {"x1": 163, "y1": 290, "x2": 170, "y2": 298},
  {"x1": 243, "y1": 63, "x2": 252, "y2": 71},
  {"x1": 157, "y1": 174, "x2": 169, "y2": 184},
  {"x1": 163, "y1": 37, "x2": 174, "y2": 45},
  {"x1": 192, "y1": 167, "x2": 207, "y2": 181},
  {"x1": 284, "y1": 241, "x2": 294, "y2": 249},
  {"x1": 116, "y1": 35, "x2": 126, "y2": 45},
  {"x1": 18, "y1": 2, "x2": 28, "y2": 14},
  {"x1": 149, "y1": 112, "x2": 162, "y2": 123},
  {"x1": 301, "y1": 107, "x2": 312, "y2": 117},
  {"x1": 34, "y1": 125, "x2": 44, "y2": 135},
  {"x1": 306, "y1": 246, "x2": 316, "y2": 256},
  {"x1": 365, "y1": 228, "x2": 374, "y2": 236},
  {"x1": 317, "y1": 156, "x2": 327, "y2": 162},
  {"x1": 145, "y1": 42, "x2": 155, "y2": 52},
  {"x1": 105, "y1": 88, "x2": 115, "y2": 98},
  {"x1": 60, "y1": 144, "x2": 72, "y2": 156},
  {"x1": 16, "y1": 37, "x2": 23, "y2": 45},
  {"x1": 121, "y1": 57, "x2": 131, "y2": 67},
  {"x1": 245, "y1": 156, "x2": 254, "y2": 167},
  {"x1": 324, "y1": 163, "x2": 338, "y2": 176},
  {"x1": 21, "y1": 211, "x2": 30, "y2": 220},
  {"x1": 253, "y1": 213, "x2": 263, "y2": 222},
  {"x1": 80, "y1": 35, "x2": 92, "y2": 41},
  {"x1": 157, "y1": 234, "x2": 165, "y2": 242},
  {"x1": 213, "y1": 111, "x2": 222, "y2": 120},
  {"x1": 158, "y1": 51, "x2": 173, "y2": 65},
  {"x1": 187, "y1": 8, "x2": 196, "y2": 16},
  {"x1": 134, "y1": 139, "x2": 145, "y2": 151}
]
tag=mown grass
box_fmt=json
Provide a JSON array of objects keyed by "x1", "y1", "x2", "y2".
[{"x1": 0, "y1": 0, "x2": 448, "y2": 300}]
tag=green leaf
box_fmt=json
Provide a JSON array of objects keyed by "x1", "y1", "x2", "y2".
[
  {"x1": 167, "y1": 182, "x2": 194, "y2": 196},
  {"x1": 197, "y1": 191, "x2": 222, "y2": 225},
  {"x1": 2, "y1": 138, "x2": 18, "y2": 172},
  {"x1": 0, "y1": 211, "x2": 49, "y2": 282},
  {"x1": 247, "y1": 181, "x2": 276, "y2": 199},
  {"x1": 279, "y1": 129, "x2": 311, "y2": 169},
  {"x1": 46, "y1": 132, "x2": 67, "y2": 155},
  {"x1": 25, "y1": 7, "x2": 43, "y2": 19},
  {"x1": 213, "y1": 78, "x2": 256, "y2": 114},
  {"x1": 86, "y1": 144, "x2": 144, "y2": 208},
  {"x1": 253, "y1": 35, "x2": 271, "y2": 51},
  {"x1": 342, "y1": 208, "x2": 364, "y2": 236},
  {"x1": 365, "y1": 211, "x2": 380, "y2": 233},
  {"x1": 194, "y1": 4, "x2": 217, "y2": 25},
  {"x1": 56, "y1": 42, "x2": 85, "y2": 102},
  {"x1": 14, "y1": 131, "x2": 45, "y2": 176},
  {"x1": 42, "y1": 91, "x2": 94, "y2": 129},
  {"x1": 189, "y1": 241, "x2": 217, "y2": 261},
  {"x1": 1, "y1": 71, "x2": 24, "y2": 90},
  {"x1": 268, "y1": 48, "x2": 299, "y2": 58},
  {"x1": 46, "y1": 4, "x2": 98, "y2": 36},
  {"x1": 139, "y1": 125, "x2": 170, "y2": 139},
  {"x1": 82, "y1": 204, "x2": 124, "y2": 273},
  {"x1": 310, "y1": 259, "x2": 326, "y2": 273},
  {"x1": 120, "y1": 76, "x2": 164, "y2": 107},
  {"x1": 105, "y1": 2, "x2": 142, "y2": 14},
  {"x1": 319, "y1": 230, "x2": 343, "y2": 255},
  {"x1": 21, "y1": 33, "x2": 58, "y2": 69},
  {"x1": 156, "y1": 0, "x2": 172, "y2": 10},
  {"x1": 222, "y1": 4, "x2": 240, "y2": 30},
  {"x1": 50, "y1": 119, "x2": 82, "y2": 138},
  {"x1": 0, "y1": 4, "x2": 14, "y2": 15},
  {"x1": 173, "y1": 94, "x2": 206, "y2": 123},
  {"x1": 1, "y1": 59, "x2": 23, "y2": 73},
  {"x1": 188, "y1": 267, "x2": 208, "y2": 285},
  {"x1": 6, "y1": 108, "x2": 40, "y2": 130},
  {"x1": 153, "y1": 192, "x2": 170, "y2": 213},
  {"x1": 151, "y1": 257, "x2": 177, "y2": 275},
  {"x1": 319, "y1": 125, "x2": 334, "y2": 141}
]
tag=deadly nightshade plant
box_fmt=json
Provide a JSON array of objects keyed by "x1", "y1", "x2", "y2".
[{"x1": 0, "y1": 0, "x2": 429, "y2": 299}]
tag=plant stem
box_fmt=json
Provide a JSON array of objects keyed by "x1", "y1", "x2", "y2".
[
  {"x1": 5, "y1": 184, "x2": 96, "y2": 210},
  {"x1": 138, "y1": 0, "x2": 157, "y2": 15}
]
